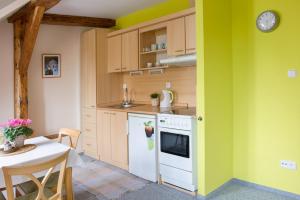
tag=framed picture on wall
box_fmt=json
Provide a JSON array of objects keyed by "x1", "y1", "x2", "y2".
[{"x1": 42, "y1": 54, "x2": 61, "y2": 78}]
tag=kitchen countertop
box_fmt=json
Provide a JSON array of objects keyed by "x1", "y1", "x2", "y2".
[{"x1": 97, "y1": 103, "x2": 196, "y2": 117}]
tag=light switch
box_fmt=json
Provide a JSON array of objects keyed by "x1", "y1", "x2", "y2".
[{"x1": 288, "y1": 69, "x2": 297, "y2": 78}]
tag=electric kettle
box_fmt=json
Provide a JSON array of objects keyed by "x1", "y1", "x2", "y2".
[{"x1": 160, "y1": 90, "x2": 174, "y2": 108}]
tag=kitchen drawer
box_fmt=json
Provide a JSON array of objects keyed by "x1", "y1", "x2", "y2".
[
  {"x1": 82, "y1": 108, "x2": 97, "y2": 123},
  {"x1": 82, "y1": 122, "x2": 97, "y2": 138},
  {"x1": 160, "y1": 164, "x2": 196, "y2": 191},
  {"x1": 83, "y1": 135, "x2": 98, "y2": 158}
]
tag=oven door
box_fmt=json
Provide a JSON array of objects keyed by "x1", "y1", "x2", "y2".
[{"x1": 159, "y1": 127, "x2": 193, "y2": 172}]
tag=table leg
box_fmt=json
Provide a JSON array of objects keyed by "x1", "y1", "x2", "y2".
[{"x1": 65, "y1": 167, "x2": 74, "y2": 200}]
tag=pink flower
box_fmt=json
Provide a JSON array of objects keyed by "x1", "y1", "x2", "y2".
[
  {"x1": 3, "y1": 118, "x2": 32, "y2": 128},
  {"x1": 24, "y1": 119, "x2": 32, "y2": 126}
]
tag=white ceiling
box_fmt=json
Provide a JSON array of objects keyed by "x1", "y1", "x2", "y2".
[
  {"x1": 0, "y1": 0, "x2": 15, "y2": 9},
  {"x1": 47, "y1": 0, "x2": 167, "y2": 19},
  {"x1": 0, "y1": 0, "x2": 29, "y2": 21}
]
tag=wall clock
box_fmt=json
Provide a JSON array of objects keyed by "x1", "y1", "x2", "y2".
[{"x1": 256, "y1": 10, "x2": 280, "y2": 32}]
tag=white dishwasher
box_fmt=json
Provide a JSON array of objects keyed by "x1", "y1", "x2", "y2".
[{"x1": 128, "y1": 113, "x2": 158, "y2": 182}]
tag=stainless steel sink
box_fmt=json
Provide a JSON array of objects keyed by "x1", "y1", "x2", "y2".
[{"x1": 108, "y1": 104, "x2": 144, "y2": 109}]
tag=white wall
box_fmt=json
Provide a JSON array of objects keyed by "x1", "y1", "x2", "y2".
[
  {"x1": 0, "y1": 21, "x2": 87, "y2": 136},
  {"x1": 0, "y1": 22, "x2": 14, "y2": 123},
  {"x1": 29, "y1": 25, "x2": 87, "y2": 135}
]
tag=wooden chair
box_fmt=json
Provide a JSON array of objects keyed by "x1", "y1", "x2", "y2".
[
  {"x1": 58, "y1": 128, "x2": 81, "y2": 149},
  {"x1": 1, "y1": 150, "x2": 70, "y2": 200},
  {"x1": 16, "y1": 129, "x2": 80, "y2": 196}
]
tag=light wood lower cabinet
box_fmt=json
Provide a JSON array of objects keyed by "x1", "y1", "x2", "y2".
[
  {"x1": 97, "y1": 110, "x2": 128, "y2": 170},
  {"x1": 81, "y1": 108, "x2": 98, "y2": 159},
  {"x1": 97, "y1": 111, "x2": 111, "y2": 163}
]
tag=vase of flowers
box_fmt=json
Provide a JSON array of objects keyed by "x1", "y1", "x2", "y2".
[{"x1": 0, "y1": 119, "x2": 33, "y2": 148}]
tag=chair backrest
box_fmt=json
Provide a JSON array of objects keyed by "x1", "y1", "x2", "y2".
[
  {"x1": 2, "y1": 150, "x2": 70, "y2": 200},
  {"x1": 58, "y1": 128, "x2": 81, "y2": 149}
]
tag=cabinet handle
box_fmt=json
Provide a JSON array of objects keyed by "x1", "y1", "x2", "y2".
[
  {"x1": 175, "y1": 50, "x2": 185, "y2": 52},
  {"x1": 110, "y1": 113, "x2": 116, "y2": 115},
  {"x1": 187, "y1": 48, "x2": 196, "y2": 51},
  {"x1": 114, "y1": 68, "x2": 121, "y2": 71},
  {"x1": 86, "y1": 115, "x2": 91, "y2": 117},
  {"x1": 85, "y1": 129, "x2": 91, "y2": 132}
]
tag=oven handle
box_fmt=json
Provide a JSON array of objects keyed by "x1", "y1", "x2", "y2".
[{"x1": 158, "y1": 128, "x2": 192, "y2": 136}]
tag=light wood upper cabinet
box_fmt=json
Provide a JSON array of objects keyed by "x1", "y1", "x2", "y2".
[
  {"x1": 97, "y1": 110, "x2": 128, "y2": 170},
  {"x1": 185, "y1": 14, "x2": 196, "y2": 54},
  {"x1": 167, "y1": 17, "x2": 186, "y2": 56},
  {"x1": 108, "y1": 30, "x2": 139, "y2": 73},
  {"x1": 108, "y1": 35, "x2": 122, "y2": 73},
  {"x1": 122, "y1": 30, "x2": 139, "y2": 72}
]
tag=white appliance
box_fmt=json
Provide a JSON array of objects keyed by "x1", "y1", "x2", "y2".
[
  {"x1": 159, "y1": 53, "x2": 196, "y2": 66},
  {"x1": 160, "y1": 90, "x2": 174, "y2": 108},
  {"x1": 158, "y1": 114, "x2": 197, "y2": 191},
  {"x1": 128, "y1": 113, "x2": 158, "y2": 182}
]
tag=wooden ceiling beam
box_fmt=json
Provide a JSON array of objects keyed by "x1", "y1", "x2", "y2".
[
  {"x1": 7, "y1": 0, "x2": 60, "y2": 23},
  {"x1": 41, "y1": 14, "x2": 116, "y2": 28},
  {"x1": 19, "y1": 6, "x2": 45, "y2": 73}
]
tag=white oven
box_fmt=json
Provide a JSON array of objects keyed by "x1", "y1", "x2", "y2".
[{"x1": 158, "y1": 114, "x2": 197, "y2": 192}]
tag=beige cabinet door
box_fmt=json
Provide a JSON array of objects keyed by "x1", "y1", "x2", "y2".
[
  {"x1": 80, "y1": 32, "x2": 88, "y2": 108},
  {"x1": 97, "y1": 110, "x2": 112, "y2": 163},
  {"x1": 167, "y1": 17, "x2": 186, "y2": 56},
  {"x1": 108, "y1": 35, "x2": 122, "y2": 73},
  {"x1": 81, "y1": 30, "x2": 97, "y2": 108},
  {"x1": 185, "y1": 14, "x2": 196, "y2": 54},
  {"x1": 110, "y1": 111, "x2": 128, "y2": 170},
  {"x1": 122, "y1": 30, "x2": 139, "y2": 72}
]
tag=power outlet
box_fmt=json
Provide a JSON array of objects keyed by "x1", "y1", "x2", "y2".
[{"x1": 280, "y1": 160, "x2": 297, "y2": 170}]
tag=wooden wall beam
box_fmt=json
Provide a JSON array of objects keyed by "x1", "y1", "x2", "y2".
[
  {"x1": 14, "y1": 6, "x2": 45, "y2": 119},
  {"x1": 14, "y1": 19, "x2": 25, "y2": 118},
  {"x1": 41, "y1": 14, "x2": 116, "y2": 28}
]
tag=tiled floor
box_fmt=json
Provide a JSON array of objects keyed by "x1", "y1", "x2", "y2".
[
  {"x1": 73, "y1": 155, "x2": 299, "y2": 200},
  {"x1": 73, "y1": 155, "x2": 149, "y2": 199}
]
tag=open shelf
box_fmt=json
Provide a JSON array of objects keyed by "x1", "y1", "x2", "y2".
[{"x1": 139, "y1": 26, "x2": 167, "y2": 69}]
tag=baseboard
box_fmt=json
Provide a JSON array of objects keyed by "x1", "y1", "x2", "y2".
[
  {"x1": 197, "y1": 179, "x2": 234, "y2": 200},
  {"x1": 232, "y1": 179, "x2": 300, "y2": 200},
  {"x1": 197, "y1": 178, "x2": 300, "y2": 200}
]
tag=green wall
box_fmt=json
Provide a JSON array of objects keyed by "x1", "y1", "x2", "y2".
[
  {"x1": 232, "y1": 0, "x2": 300, "y2": 195},
  {"x1": 116, "y1": 0, "x2": 191, "y2": 29},
  {"x1": 196, "y1": 0, "x2": 233, "y2": 196}
]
